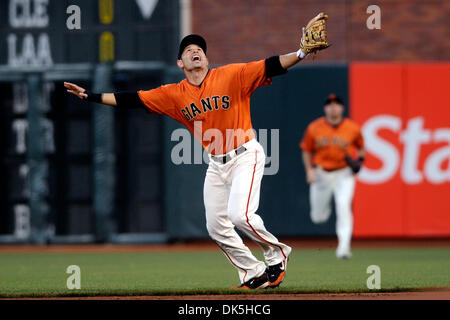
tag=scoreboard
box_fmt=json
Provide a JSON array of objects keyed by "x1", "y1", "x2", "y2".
[
  {"x1": 0, "y1": 0, "x2": 179, "y2": 242},
  {"x1": 0, "y1": 0, "x2": 179, "y2": 66}
]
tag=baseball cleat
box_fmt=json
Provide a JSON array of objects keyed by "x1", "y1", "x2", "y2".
[
  {"x1": 232, "y1": 272, "x2": 269, "y2": 290},
  {"x1": 337, "y1": 251, "x2": 352, "y2": 260},
  {"x1": 265, "y1": 262, "x2": 286, "y2": 288}
]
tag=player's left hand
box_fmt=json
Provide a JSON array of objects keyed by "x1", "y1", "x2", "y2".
[
  {"x1": 345, "y1": 156, "x2": 364, "y2": 174},
  {"x1": 299, "y1": 12, "x2": 330, "y2": 56}
]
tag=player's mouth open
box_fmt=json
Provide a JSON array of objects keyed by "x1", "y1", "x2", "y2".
[{"x1": 192, "y1": 56, "x2": 200, "y2": 61}]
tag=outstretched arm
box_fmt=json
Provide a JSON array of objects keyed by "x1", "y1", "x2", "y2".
[
  {"x1": 279, "y1": 51, "x2": 306, "y2": 70},
  {"x1": 64, "y1": 82, "x2": 146, "y2": 109},
  {"x1": 264, "y1": 51, "x2": 307, "y2": 78},
  {"x1": 64, "y1": 82, "x2": 117, "y2": 106},
  {"x1": 277, "y1": 12, "x2": 330, "y2": 71}
]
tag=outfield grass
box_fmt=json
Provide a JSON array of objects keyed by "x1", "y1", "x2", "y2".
[{"x1": 0, "y1": 247, "x2": 449, "y2": 297}]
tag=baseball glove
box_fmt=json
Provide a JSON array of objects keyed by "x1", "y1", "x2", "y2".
[
  {"x1": 300, "y1": 12, "x2": 330, "y2": 55},
  {"x1": 345, "y1": 156, "x2": 365, "y2": 174}
]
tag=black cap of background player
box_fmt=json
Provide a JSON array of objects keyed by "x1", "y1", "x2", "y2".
[
  {"x1": 324, "y1": 93, "x2": 344, "y2": 106},
  {"x1": 178, "y1": 34, "x2": 207, "y2": 59}
]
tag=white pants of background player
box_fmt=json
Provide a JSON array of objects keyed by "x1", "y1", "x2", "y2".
[
  {"x1": 204, "y1": 139, "x2": 292, "y2": 284},
  {"x1": 310, "y1": 166, "x2": 355, "y2": 258}
]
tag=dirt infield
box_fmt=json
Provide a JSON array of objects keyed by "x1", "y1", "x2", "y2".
[
  {"x1": 144, "y1": 289, "x2": 450, "y2": 300},
  {"x1": 3, "y1": 289, "x2": 450, "y2": 300}
]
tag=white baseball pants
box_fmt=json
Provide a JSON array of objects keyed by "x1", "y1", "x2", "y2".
[
  {"x1": 204, "y1": 139, "x2": 291, "y2": 284},
  {"x1": 309, "y1": 167, "x2": 355, "y2": 257}
]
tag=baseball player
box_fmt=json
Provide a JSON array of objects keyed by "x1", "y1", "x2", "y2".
[
  {"x1": 65, "y1": 14, "x2": 329, "y2": 289},
  {"x1": 300, "y1": 94, "x2": 366, "y2": 259}
]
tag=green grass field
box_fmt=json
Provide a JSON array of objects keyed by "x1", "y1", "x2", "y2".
[{"x1": 0, "y1": 247, "x2": 449, "y2": 297}]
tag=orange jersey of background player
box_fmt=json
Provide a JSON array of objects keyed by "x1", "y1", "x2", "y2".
[
  {"x1": 300, "y1": 117, "x2": 364, "y2": 171},
  {"x1": 138, "y1": 60, "x2": 271, "y2": 155}
]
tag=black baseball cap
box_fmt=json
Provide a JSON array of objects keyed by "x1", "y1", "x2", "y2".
[
  {"x1": 178, "y1": 34, "x2": 207, "y2": 59},
  {"x1": 324, "y1": 93, "x2": 344, "y2": 106}
]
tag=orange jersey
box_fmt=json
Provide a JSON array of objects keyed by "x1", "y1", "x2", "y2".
[
  {"x1": 300, "y1": 117, "x2": 364, "y2": 171},
  {"x1": 138, "y1": 60, "x2": 271, "y2": 155}
]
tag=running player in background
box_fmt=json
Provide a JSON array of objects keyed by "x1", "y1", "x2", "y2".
[{"x1": 300, "y1": 94, "x2": 366, "y2": 259}]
